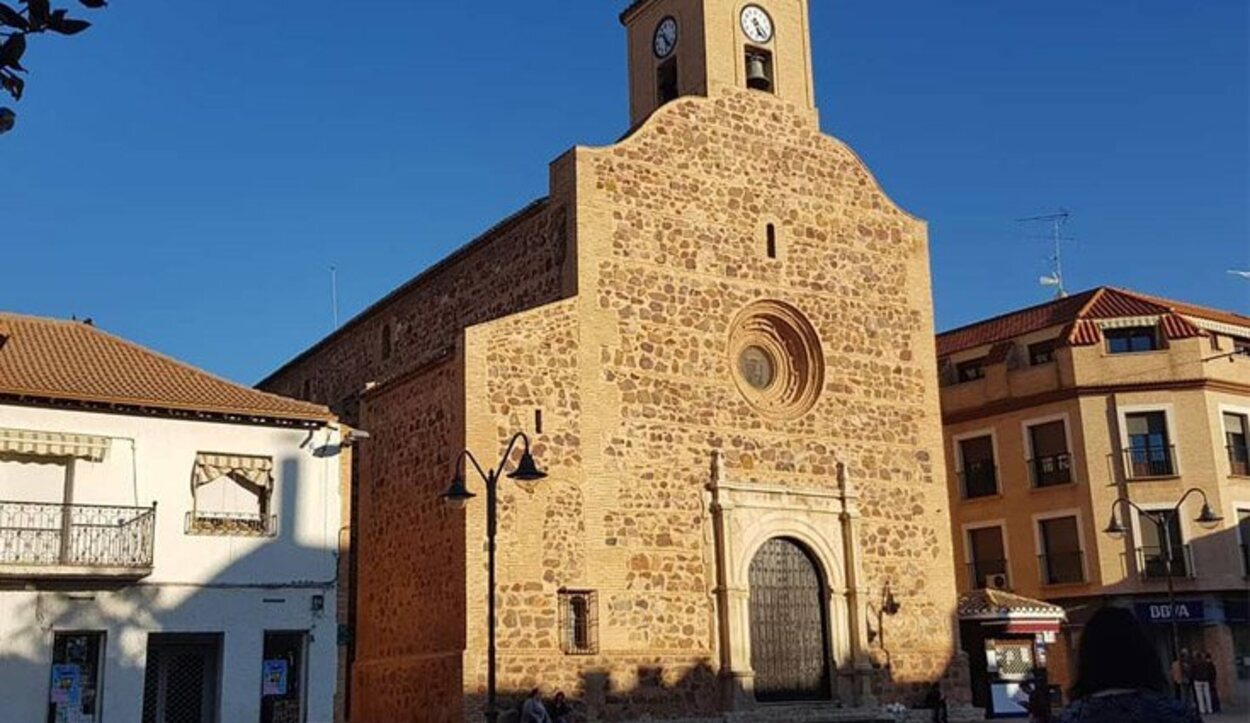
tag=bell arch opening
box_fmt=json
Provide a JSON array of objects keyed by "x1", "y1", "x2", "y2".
[{"x1": 747, "y1": 536, "x2": 833, "y2": 702}]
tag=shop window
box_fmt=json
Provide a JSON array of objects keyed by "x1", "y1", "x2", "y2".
[
  {"x1": 48, "y1": 632, "x2": 105, "y2": 723},
  {"x1": 559, "y1": 589, "x2": 598, "y2": 655},
  {"x1": 260, "y1": 631, "x2": 308, "y2": 723}
]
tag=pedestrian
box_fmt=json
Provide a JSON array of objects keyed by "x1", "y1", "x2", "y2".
[
  {"x1": 1203, "y1": 652, "x2": 1220, "y2": 713},
  {"x1": 1059, "y1": 607, "x2": 1201, "y2": 723},
  {"x1": 521, "y1": 688, "x2": 553, "y2": 723},
  {"x1": 1192, "y1": 650, "x2": 1213, "y2": 715},
  {"x1": 548, "y1": 690, "x2": 573, "y2": 723},
  {"x1": 1170, "y1": 648, "x2": 1193, "y2": 706},
  {"x1": 922, "y1": 682, "x2": 948, "y2": 723}
]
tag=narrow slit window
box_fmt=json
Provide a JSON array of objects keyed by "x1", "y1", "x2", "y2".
[
  {"x1": 657, "y1": 59, "x2": 679, "y2": 105},
  {"x1": 535, "y1": 409, "x2": 544, "y2": 435},
  {"x1": 766, "y1": 224, "x2": 777, "y2": 258},
  {"x1": 381, "y1": 324, "x2": 393, "y2": 361}
]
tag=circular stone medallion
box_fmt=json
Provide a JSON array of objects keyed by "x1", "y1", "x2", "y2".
[{"x1": 728, "y1": 301, "x2": 824, "y2": 419}]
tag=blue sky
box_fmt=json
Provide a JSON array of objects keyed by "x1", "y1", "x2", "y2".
[{"x1": 2, "y1": 1, "x2": 1247, "y2": 384}]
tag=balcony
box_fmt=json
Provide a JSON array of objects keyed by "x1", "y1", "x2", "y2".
[
  {"x1": 960, "y1": 463, "x2": 999, "y2": 499},
  {"x1": 0, "y1": 501, "x2": 155, "y2": 580},
  {"x1": 1030, "y1": 453, "x2": 1073, "y2": 488},
  {"x1": 967, "y1": 559, "x2": 1009, "y2": 589},
  {"x1": 1135, "y1": 545, "x2": 1195, "y2": 580},
  {"x1": 1229, "y1": 444, "x2": 1249, "y2": 476},
  {"x1": 1123, "y1": 445, "x2": 1177, "y2": 480},
  {"x1": 185, "y1": 510, "x2": 276, "y2": 537},
  {"x1": 1038, "y1": 551, "x2": 1086, "y2": 585}
]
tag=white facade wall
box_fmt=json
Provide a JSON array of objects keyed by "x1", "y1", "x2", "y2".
[{"x1": 0, "y1": 403, "x2": 342, "y2": 723}]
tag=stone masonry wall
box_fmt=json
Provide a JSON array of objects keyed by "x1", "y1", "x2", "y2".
[
  {"x1": 260, "y1": 199, "x2": 574, "y2": 424},
  {"x1": 352, "y1": 357, "x2": 467, "y2": 723}
]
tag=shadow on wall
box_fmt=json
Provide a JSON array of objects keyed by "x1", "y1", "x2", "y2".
[{"x1": 0, "y1": 454, "x2": 342, "y2": 722}]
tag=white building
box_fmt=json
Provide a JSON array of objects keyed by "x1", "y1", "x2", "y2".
[{"x1": 0, "y1": 313, "x2": 347, "y2": 723}]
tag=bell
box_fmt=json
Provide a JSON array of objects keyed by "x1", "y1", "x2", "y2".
[{"x1": 746, "y1": 55, "x2": 772, "y2": 92}]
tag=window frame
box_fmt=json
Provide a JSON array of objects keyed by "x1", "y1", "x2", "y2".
[
  {"x1": 962, "y1": 519, "x2": 1011, "y2": 590},
  {"x1": 1021, "y1": 412, "x2": 1076, "y2": 488},
  {"x1": 1130, "y1": 504, "x2": 1192, "y2": 579},
  {"x1": 952, "y1": 428, "x2": 1001, "y2": 500},
  {"x1": 1027, "y1": 339, "x2": 1058, "y2": 366},
  {"x1": 47, "y1": 630, "x2": 107, "y2": 723},
  {"x1": 1220, "y1": 404, "x2": 1250, "y2": 477},
  {"x1": 1117, "y1": 404, "x2": 1181, "y2": 479},
  {"x1": 1104, "y1": 325, "x2": 1161, "y2": 354},
  {"x1": 955, "y1": 357, "x2": 988, "y2": 383},
  {"x1": 1234, "y1": 504, "x2": 1250, "y2": 578},
  {"x1": 1032, "y1": 508, "x2": 1088, "y2": 586},
  {"x1": 558, "y1": 589, "x2": 599, "y2": 656}
]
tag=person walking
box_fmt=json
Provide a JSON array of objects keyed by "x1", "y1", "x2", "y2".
[
  {"x1": 1059, "y1": 607, "x2": 1201, "y2": 723},
  {"x1": 1203, "y1": 652, "x2": 1221, "y2": 713},
  {"x1": 521, "y1": 688, "x2": 553, "y2": 723}
]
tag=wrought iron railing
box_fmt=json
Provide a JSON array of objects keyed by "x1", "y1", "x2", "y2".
[
  {"x1": 184, "y1": 510, "x2": 277, "y2": 537},
  {"x1": 1029, "y1": 453, "x2": 1073, "y2": 487},
  {"x1": 1135, "y1": 545, "x2": 1195, "y2": 580},
  {"x1": 1228, "y1": 444, "x2": 1250, "y2": 476},
  {"x1": 961, "y1": 463, "x2": 998, "y2": 499},
  {"x1": 1038, "y1": 551, "x2": 1086, "y2": 585},
  {"x1": 966, "y1": 559, "x2": 1009, "y2": 589},
  {"x1": 0, "y1": 501, "x2": 155, "y2": 569},
  {"x1": 1123, "y1": 445, "x2": 1177, "y2": 479}
]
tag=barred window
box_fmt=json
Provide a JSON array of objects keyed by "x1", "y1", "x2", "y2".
[{"x1": 559, "y1": 589, "x2": 598, "y2": 655}]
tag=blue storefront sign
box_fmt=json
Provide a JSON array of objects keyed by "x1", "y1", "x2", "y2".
[{"x1": 1134, "y1": 601, "x2": 1205, "y2": 624}]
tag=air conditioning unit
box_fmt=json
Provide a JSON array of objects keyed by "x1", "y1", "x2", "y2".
[{"x1": 985, "y1": 573, "x2": 1010, "y2": 590}]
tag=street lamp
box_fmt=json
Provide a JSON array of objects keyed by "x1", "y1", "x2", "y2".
[
  {"x1": 1103, "y1": 488, "x2": 1223, "y2": 665},
  {"x1": 441, "y1": 432, "x2": 546, "y2": 723}
]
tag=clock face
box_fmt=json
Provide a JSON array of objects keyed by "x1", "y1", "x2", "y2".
[
  {"x1": 741, "y1": 5, "x2": 774, "y2": 44},
  {"x1": 654, "y1": 16, "x2": 678, "y2": 59}
]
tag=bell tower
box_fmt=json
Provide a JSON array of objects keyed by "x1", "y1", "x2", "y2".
[{"x1": 621, "y1": 0, "x2": 817, "y2": 127}]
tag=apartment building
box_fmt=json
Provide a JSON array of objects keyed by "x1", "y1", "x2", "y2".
[
  {"x1": 937, "y1": 287, "x2": 1250, "y2": 711},
  {"x1": 0, "y1": 313, "x2": 347, "y2": 723}
]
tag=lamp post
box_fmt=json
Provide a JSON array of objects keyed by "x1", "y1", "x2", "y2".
[
  {"x1": 1103, "y1": 488, "x2": 1223, "y2": 664},
  {"x1": 441, "y1": 432, "x2": 546, "y2": 723}
]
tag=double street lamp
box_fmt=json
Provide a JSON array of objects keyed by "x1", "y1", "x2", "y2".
[
  {"x1": 1103, "y1": 488, "x2": 1223, "y2": 663},
  {"x1": 441, "y1": 432, "x2": 546, "y2": 723}
]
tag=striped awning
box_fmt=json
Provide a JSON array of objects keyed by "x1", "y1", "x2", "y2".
[
  {"x1": 193, "y1": 452, "x2": 274, "y2": 490},
  {"x1": 0, "y1": 428, "x2": 110, "y2": 461}
]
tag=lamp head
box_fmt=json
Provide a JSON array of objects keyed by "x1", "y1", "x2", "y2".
[
  {"x1": 1195, "y1": 503, "x2": 1223, "y2": 528},
  {"x1": 441, "y1": 473, "x2": 476, "y2": 510},
  {"x1": 1104, "y1": 511, "x2": 1127, "y2": 537},
  {"x1": 508, "y1": 450, "x2": 547, "y2": 483}
]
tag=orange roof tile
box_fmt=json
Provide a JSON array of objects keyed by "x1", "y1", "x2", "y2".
[
  {"x1": 0, "y1": 313, "x2": 333, "y2": 424},
  {"x1": 938, "y1": 287, "x2": 1250, "y2": 357}
]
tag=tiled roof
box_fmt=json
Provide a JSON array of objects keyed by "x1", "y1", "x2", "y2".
[
  {"x1": 937, "y1": 287, "x2": 1250, "y2": 357},
  {"x1": 957, "y1": 589, "x2": 1066, "y2": 620},
  {"x1": 0, "y1": 312, "x2": 333, "y2": 424}
]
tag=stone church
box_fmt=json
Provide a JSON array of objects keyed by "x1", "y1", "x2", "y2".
[{"x1": 261, "y1": 1, "x2": 968, "y2": 720}]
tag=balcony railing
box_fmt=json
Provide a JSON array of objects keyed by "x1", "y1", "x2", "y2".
[
  {"x1": 1135, "y1": 545, "x2": 1195, "y2": 580},
  {"x1": 1228, "y1": 444, "x2": 1250, "y2": 476},
  {"x1": 185, "y1": 510, "x2": 277, "y2": 537},
  {"x1": 0, "y1": 501, "x2": 155, "y2": 576},
  {"x1": 1038, "y1": 551, "x2": 1086, "y2": 585},
  {"x1": 1030, "y1": 453, "x2": 1073, "y2": 488},
  {"x1": 960, "y1": 463, "x2": 998, "y2": 499},
  {"x1": 966, "y1": 559, "x2": 1009, "y2": 589},
  {"x1": 1123, "y1": 445, "x2": 1177, "y2": 479}
]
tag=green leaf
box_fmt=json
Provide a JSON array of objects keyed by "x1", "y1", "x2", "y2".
[
  {"x1": 0, "y1": 32, "x2": 25, "y2": 71},
  {"x1": 0, "y1": 3, "x2": 28, "y2": 30}
]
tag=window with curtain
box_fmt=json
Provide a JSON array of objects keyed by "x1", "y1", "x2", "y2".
[{"x1": 1125, "y1": 411, "x2": 1174, "y2": 478}]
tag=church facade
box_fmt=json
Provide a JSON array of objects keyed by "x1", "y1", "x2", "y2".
[{"x1": 261, "y1": 1, "x2": 968, "y2": 720}]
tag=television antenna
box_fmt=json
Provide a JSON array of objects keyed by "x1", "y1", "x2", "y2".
[{"x1": 1018, "y1": 210, "x2": 1073, "y2": 298}]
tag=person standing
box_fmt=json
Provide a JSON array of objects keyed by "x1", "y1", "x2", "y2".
[
  {"x1": 521, "y1": 688, "x2": 553, "y2": 723},
  {"x1": 1059, "y1": 607, "x2": 1201, "y2": 723},
  {"x1": 1171, "y1": 649, "x2": 1193, "y2": 706},
  {"x1": 548, "y1": 690, "x2": 573, "y2": 723},
  {"x1": 1204, "y1": 652, "x2": 1221, "y2": 713},
  {"x1": 1192, "y1": 651, "x2": 1213, "y2": 715}
]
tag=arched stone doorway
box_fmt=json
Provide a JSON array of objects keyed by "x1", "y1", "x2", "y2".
[{"x1": 748, "y1": 537, "x2": 832, "y2": 702}]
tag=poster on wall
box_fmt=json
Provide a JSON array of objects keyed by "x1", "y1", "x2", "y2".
[
  {"x1": 50, "y1": 664, "x2": 82, "y2": 706},
  {"x1": 262, "y1": 659, "x2": 289, "y2": 696}
]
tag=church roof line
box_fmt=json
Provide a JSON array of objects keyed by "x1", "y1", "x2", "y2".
[{"x1": 257, "y1": 197, "x2": 550, "y2": 389}]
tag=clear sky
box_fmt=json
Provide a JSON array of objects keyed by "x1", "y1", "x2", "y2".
[{"x1": 2, "y1": 1, "x2": 1247, "y2": 384}]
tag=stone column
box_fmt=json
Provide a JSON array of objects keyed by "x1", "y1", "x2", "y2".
[{"x1": 837, "y1": 463, "x2": 876, "y2": 706}]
